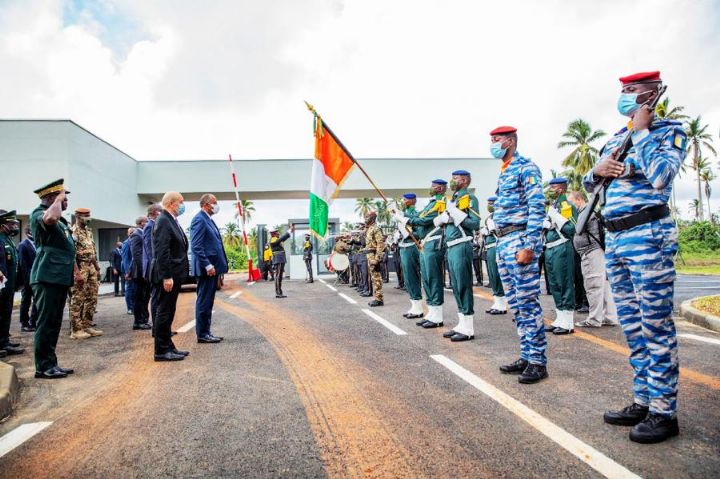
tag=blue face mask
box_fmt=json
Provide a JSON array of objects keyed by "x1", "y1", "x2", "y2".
[
  {"x1": 617, "y1": 92, "x2": 642, "y2": 117},
  {"x1": 490, "y1": 142, "x2": 507, "y2": 159},
  {"x1": 177, "y1": 203, "x2": 186, "y2": 216}
]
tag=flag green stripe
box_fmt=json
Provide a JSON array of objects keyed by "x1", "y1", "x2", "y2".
[{"x1": 309, "y1": 192, "x2": 328, "y2": 238}]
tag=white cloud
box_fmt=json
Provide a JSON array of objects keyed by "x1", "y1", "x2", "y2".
[{"x1": 1, "y1": 0, "x2": 719, "y2": 225}]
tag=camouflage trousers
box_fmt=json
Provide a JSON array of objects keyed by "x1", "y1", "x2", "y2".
[
  {"x1": 368, "y1": 255, "x2": 383, "y2": 301},
  {"x1": 70, "y1": 263, "x2": 99, "y2": 332}
]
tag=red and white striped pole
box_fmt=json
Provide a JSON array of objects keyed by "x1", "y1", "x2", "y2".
[{"x1": 228, "y1": 154, "x2": 256, "y2": 281}]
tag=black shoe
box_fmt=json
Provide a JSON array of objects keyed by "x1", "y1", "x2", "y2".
[
  {"x1": 630, "y1": 413, "x2": 679, "y2": 444},
  {"x1": 552, "y1": 327, "x2": 574, "y2": 335},
  {"x1": 360, "y1": 293, "x2": 372, "y2": 298},
  {"x1": 308, "y1": 280, "x2": 314, "y2": 283},
  {"x1": 442, "y1": 330, "x2": 457, "y2": 338},
  {"x1": 545, "y1": 326, "x2": 557, "y2": 333},
  {"x1": 171, "y1": 349, "x2": 190, "y2": 357},
  {"x1": 368, "y1": 300, "x2": 384, "y2": 307},
  {"x1": 21, "y1": 325, "x2": 36, "y2": 332},
  {"x1": 8, "y1": 341, "x2": 20, "y2": 348},
  {"x1": 2, "y1": 344, "x2": 24, "y2": 355},
  {"x1": 198, "y1": 335, "x2": 221, "y2": 344},
  {"x1": 35, "y1": 368, "x2": 67, "y2": 379},
  {"x1": 486, "y1": 309, "x2": 507, "y2": 315},
  {"x1": 406, "y1": 313, "x2": 424, "y2": 319},
  {"x1": 154, "y1": 351, "x2": 185, "y2": 361},
  {"x1": 133, "y1": 323, "x2": 152, "y2": 330},
  {"x1": 416, "y1": 318, "x2": 430, "y2": 326},
  {"x1": 394, "y1": 286, "x2": 403, "y2": 290},
  {"x1": 275, "y1": 294, "x2": 287, "y2": 298},
  {"x1": 0, "y1": 350, "x2": 6, "y2": 358},
  {"x1": 450, "y1": 333, "x2": 474, "y2": 342},
  {"x1": 171, "y1": 331, "x2": 177, "y2": 336},
  {"x1": 518, "y1": 364, "x2": 548, "y2": 384},
  {"x1": 55, "y1": 366, "x2": 74, "y2": 375},
  {"x1": 603, "y1": 403, "x2": 650, "y2": 427},
  {"x1": 90, "y1": 323, "x2": 97, "y2": 327},
  {"x1": 500, "y1": 358, "x2": 528, "y2": 374},
  {"x1": 422, "y1": 321, "x2": 444, "y2": 329},
  {"x1": 209, "y1": 335, "x2": 224, "y2": 342}
]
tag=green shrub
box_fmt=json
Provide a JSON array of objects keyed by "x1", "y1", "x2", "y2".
[
  {"x1": 678, "y1": 221, "x2": 720, "y2": 252},
  {"x1": 225, "y1": 245, "x2": 259, "y2": 271}
]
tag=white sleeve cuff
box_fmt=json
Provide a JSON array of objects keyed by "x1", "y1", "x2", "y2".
[
  {"x1": 448, "y1": 208, "x2": 468, "y2": 225},
  {"x1": 205, "y1": 264, "x2": 214, "y2": 272}
]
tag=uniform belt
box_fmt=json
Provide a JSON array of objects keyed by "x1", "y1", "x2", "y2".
[
  {"x1": 545, "y1": 237, "x2": 569, "y2": 249},
  {"x1": 446, "y1": 236, "x2": 473, "y2": 248},
  {"x1": 486, "y1": 243, "x2": 496, "y2": 249},
  {"x1": 495, "y1": 224, "x2": 526, "y2": 238},
  {"x1": 604, "y1": 204, "x2": 670, "y2": 233},
  {"x1": 399, "y1": 242, "x2": 416, "y2": 249},
  {"x1": 422, "y1": 234, "x2": 442, "y2": 245},
  {"x1": 77, "y1": 258, "x2": 95, "y2": 263}
]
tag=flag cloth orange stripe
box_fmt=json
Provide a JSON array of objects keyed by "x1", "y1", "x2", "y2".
[{"x1": 314, "y1": 127, "x2": 355, "y2": 185}]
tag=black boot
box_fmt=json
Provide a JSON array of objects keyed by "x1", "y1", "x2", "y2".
[
  {"x1": 499, "y1": 358, "x2": 528, "y2": 374},
  {"x1": 603, "y1": 403, "x2": 649, "y2": 426},
  {"x1": 629, "y1": 413, "x2": 679, "y2": 444},
  {"x1": 368, "y1": 299, "x2": 384, "y2": 307},
  {"x1": 518, "y1": 363, "x2": 548, "y2": 384}
]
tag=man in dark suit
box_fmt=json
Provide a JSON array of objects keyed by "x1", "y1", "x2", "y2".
[
  {"x1": 190, "y1": 194, "x2": 228, "y2": 344},
  {"x1": 130, "y1": 216, "x2": 151, "y2": 330},
  {"x1": 110, "y1": 241, "x2": 123, "y2": 297},
  {"x1": 121, "y1": 228, "x2": 135, "y2": 315},
  {"x1": 150, "y1": 192, "x2": 189, "y2": 362},
  {"x1": 143, "y1": 204, "x2": 162, "y2": 322},
  {"x1": 18, "y1": 227, "x2": 38, "y2": 332}
]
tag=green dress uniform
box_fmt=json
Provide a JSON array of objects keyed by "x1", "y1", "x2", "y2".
[
  {"x1": 407, "y1": 188, "x2": 447, "y2": 325},
  {"x1": 482, "y1": 209, "x2": 507, "y2": 313},
  {"x1": 30, "y1": 201, "x2": 76, "y2": 374},
  {"x1": 397, "y1": 203, "x2": 423, "y2": 318},
  {"x1": 442, "y1": 183, "x2": 481, "y2": 340},
  {"x1": 543, "y1": 187, "x2": 577, "y2": 332},
  {"x1": 0, "y1": 212, "x2": 21, "y2": 353}
]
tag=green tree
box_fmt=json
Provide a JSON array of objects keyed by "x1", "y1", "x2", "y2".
[
  {"x1": 685, "y1": 116, "x2": 717, "y2": 221},
  {"x1": 655, "y1": 98, "x2": 688, "y2": 121},
  {"x1": 557, "y1": 119, "x2": 606, "y2": 176},
  {"x1": 223, "y1": 222, "x2": 242, "y2": 248},
  {"x1": 341, "y1": 221, "x2": 355, "y2": 232},
  {"x1": 354, "y1": 197, "x2": 375, "y2": 218},
  {"x1": 234, "y1": 199, "x2": 255, "y2": 224},
  {"x1": 374, "y1": 200, "x2": 392, "y2": 227},
  {"x1": 700, "y1": 165, "x2": 716, "y2": 223},
  {"x1": 689, "y1": 199, "x2": 701, "y2": 219}
]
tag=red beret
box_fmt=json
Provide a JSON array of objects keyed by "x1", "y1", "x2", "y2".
[
  {"x1": 490, "y1": 126, "x2": 517, "y2": 135},
  {"x1": 619, "y1": 71, "x2": 661, "y2": 85}
]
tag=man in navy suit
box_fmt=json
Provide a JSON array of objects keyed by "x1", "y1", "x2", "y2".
[
  {"x1": 143, "y1": 204, "x2": 162, "y2": 322},
  {"x1": 18, "y1": 227, "x2": 38, "y2": 332},
  {"x1": 121, "y1": 228, "x2": 135, "y2": 315},
  {"x1": 111, "y1": 241, "x2": 123, "y2": 297},
  {"x1": 129, "y1": 216, "x2": 151, "y2": 330},
  {"x1": 190, "y1": 194, "x2": 228, "y2": 344}
]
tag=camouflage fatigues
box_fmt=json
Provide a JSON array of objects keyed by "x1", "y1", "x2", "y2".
[
  {"x1": 69, "y1": 225, "x2": 98, "y2": 332},
  {"x1": 365, "y1": 224, "x2": 385, "y2": 301}
]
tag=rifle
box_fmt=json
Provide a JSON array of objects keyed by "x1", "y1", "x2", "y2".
[{"x1": 576, "y1": 85, "x2": 667, "y2": 235}]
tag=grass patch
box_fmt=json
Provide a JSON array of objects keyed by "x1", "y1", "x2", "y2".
[
  {"x1": 692, "y1": 295, "x2": 720, "y2": 317},
  {"x1": 676, "y1": 250, "x2": 720, "y2": 275}
]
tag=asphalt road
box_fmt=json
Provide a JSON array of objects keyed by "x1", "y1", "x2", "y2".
[
  {"x1": 674, "y1": 274, "x2": 720, "y2": 307},
  {"x1": 0, "y1": 274, "x2": 718, "y2": 478}
]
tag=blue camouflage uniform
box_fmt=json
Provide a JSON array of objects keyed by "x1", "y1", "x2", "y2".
[
  {"x1": 583, "y1": 119, "x2": 686, "y2": 417},
  {"x1": 494, "y1": 152, "x2": 547, "y2": 365}
]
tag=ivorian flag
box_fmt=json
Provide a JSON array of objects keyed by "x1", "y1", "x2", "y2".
[{"x1": 309, "y1": 115, "x2": 354, "y2": 238}]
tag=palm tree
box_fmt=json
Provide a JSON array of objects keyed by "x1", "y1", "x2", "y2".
[
  {"x1": 689, "y1": 199, "x2": 701, "y2": 219},
  {"x1": 223, "y1": 222, "x2": 242, "y2": 248},
  {"x1": 686, "y1": 117, "x2": 718, "y2": 221},
  {"x1": 341, "y1": 221, "x2": 355, "y2": 232},
  {"x1": 557, "y1": 119, "x2": 606, "y2": 176},
  {"x1": 234, "y1": 200, "x2": 256, "y2": 224},
  {"x1": 700, "y1": 165, "x2": 716, "y2": 223},
  {"x1": 374, "y1": 200, "x2": 392, "y2": 227},
  {"x1": 354, "y1": 197, "x2": 375, "y2": 218},
  {"x1": 655, "y1": 98, "x2": 688, "y2": 121}
]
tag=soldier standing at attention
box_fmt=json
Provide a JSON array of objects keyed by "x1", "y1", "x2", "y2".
[
  {"x1": 0, "y1": 211, "x2": 25, "y2": 356},
  {"x1": 481, "y1": 196, "x2": 507, "y2": 315},
  {"x1": 409, "y1": 179, "x2": 447, "y2": 328},
  {"x1": 585, "y1": 71, "x2": 685, "y2": 444},
  {"x1": 392, "y1": 193, "x2": 424, "y2": 319},
  {"x1": 29, "y1": 179, "x2": 77, "y2": 379},
  {"x1": 69, "y1": 208, "x2": 103, "y2": 339},
  {"x1": 302, "y1": 233, "x2": 314, "y2": 283},
  {"x1": 436, "y1": 170, "x2": 481, "y2": 342},
  {"x1": 490, "y1": 126, "x2": 548, "y2": 384},
  {"x1": 270, "y1": 225, "x2": 294, "y2": 298},
  {"x1": 364, "y1": 212, "x2": 385, "y2": 307},
  {"x1": 543, "y1": 177, "x2": 578, "y2": 335}
]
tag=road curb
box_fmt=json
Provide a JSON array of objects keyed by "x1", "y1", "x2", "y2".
[
  {"x1": 680, "y1": 297, "x2": 720, "y2": 333},
  {"x1": 0, "y1": 361, "x2": 19, "y2": 421}
]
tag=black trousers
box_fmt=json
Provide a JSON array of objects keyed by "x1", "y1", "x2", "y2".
[
  {"x1": 150, "y1": 283, "x2": 159, "y2": 322},
  {"x1": 113, "y1": 271, "x2": 125, "y2": 295},
  {"x1": 32, "y1": 283, "x2": 68, "y2": 372},
  {"x1": 274, "y1": 263, "x2": 285, "y2": 295},
  {"x1": 304, "y1": 258, "x2": 313, "y2": 281},
  {"x1": 20, "y1": 282, "x2": 38, "y2": 327},
  {"x1": 358, "y1": 260, "x2": 369, "y2": 292},
  {"x1": 472, "y1": 257, "x2": 483, "y2": 284},
  {"x1": 574, "y1": 252, "x2": 589, "y2": 308},
  {"x1": 133, "y1": 277, "x2": 150, "y2": 325},
  {"x1": 0, "y1": 283, "x2": 14, "y2": 347},
  {"x1": 153, "y1": 280, "x2": 181, "y2": 354}
]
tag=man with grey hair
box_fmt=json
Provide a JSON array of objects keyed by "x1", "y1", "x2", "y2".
[{"x1": 568, "y1": 191, "x2": 618, "y2": 328}]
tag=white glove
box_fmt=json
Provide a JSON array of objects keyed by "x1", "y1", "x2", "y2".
[
  {"x1": 391, "y1": 209, "x2": 404, "y2": 221},
  {"x1": 446, "y1": 201, "x2": 467, "y2": 225},
  {"x1": 542, "y1": 219, "x2": 552, "y2": 230},
  {"x1": 398, "y1": 226, "x2": 410, "y2": 239},
  {"x1": 433, "y1": 211, "x2": 450, "y2": 227},
  {"x1": 547, "y1": 206, "x2": 568, "y2": 229},
  {"x1": 487, "y1": 218, "x2": 497, "y2": 232},
  {"x1": 480, "y1": 227, "x2": 489, "y2": 236}
]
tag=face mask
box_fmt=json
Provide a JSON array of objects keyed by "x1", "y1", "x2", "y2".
[
  {"x1": 490, "y1": 141, "x2": 507, "y2": 159},
  {"x1": 449, "y1": 180, "x2": 460, "y2": 192},
  {"x1": 83, "y1": 217, "x2": 92, "y2": 225},
  {"x1": 617, "y1": 93, "x2": 642, "y2": 116},
  {"x1": 211, "y1": 203, "x2": 220, "y2": 215},
  {"x1": 428, "y1": 188, "x2": 438, "y2": 196},
  {"x1": 177, "y1": 203, "x2": 186, "y2": 216}
]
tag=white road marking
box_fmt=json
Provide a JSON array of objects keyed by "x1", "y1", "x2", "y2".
[
  {"x1": 229, "y1": 291, "x2": 242, "y2": 299},
  {"x1": 431, "y1": 355, "x2": 641, "y2": 479},
  {"x1": 675, "y1": 286, "x2": 720, "y2": 290},
  {"x1": 678, "y1": 333, "x2": 720, "y2": 346},
  {"x1": 248, "y1": 281, "x2": 256, "y2": 286},
  {"x1": 362, "y1": 309, "x2": 408, "y2": 336},
  {"x1": 177, "y1": 320, "x2": 196, "y2": 333},
  {"x1": 0, "y1": 422, "x2": 53, "y2": 458},
  {"x1": 318, "y1": 279, "x2": 326, "y2": 284},
  {"x1": 325, "y1": 284, "x2": 337, "y2": 292},
  {"x1": 338, "y1": 293, "x2": 357, "y2": 304}
]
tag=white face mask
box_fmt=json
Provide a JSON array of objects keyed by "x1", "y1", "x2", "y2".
[{"x1": 211, "y1": 203, "x2": 220, "y2": 215}]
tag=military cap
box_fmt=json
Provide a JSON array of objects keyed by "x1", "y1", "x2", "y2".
[
  {"x1": 452, "y1": 170, "x2": 471, "y2": 176},
  {"x1": 402, "y1": 193, "x2": 416, "y2": 200},
  {"x1": 75, "y1": 208, "x2": 91, "y2": 216},
  {"x1": 431, "y1": 179, "x2": 447, "y2": 185},
  {"x1": 490, "y1": 126, "x2": 517, "y2": 135},
  {"x1": 34, "y1": 178, "x2": 70, "y2": 198},
  {"x1": 0, "y1": 210, "x2": 17, "y2": 224},
  {"x1": 549, "y1": 177, "x2": 568, "y2": 185},
  {"x1": 269, "y1": 229, "x2": 279, "y2": 234},
  {"x1": 487, "y1": 196, "x2": 498, "y2": 202},
  {"x1": 619, "y1": 71, "x2": 661, "y2": 85}
]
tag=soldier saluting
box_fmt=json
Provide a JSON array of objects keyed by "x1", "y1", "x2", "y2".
[{"x1": 585, "y1": 71, "x2": 686, "y2": 444}]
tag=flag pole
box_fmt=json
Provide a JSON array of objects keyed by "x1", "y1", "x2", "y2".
[{"x1": 228, "y1": 154, "x2": 256, "y2": 281}]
